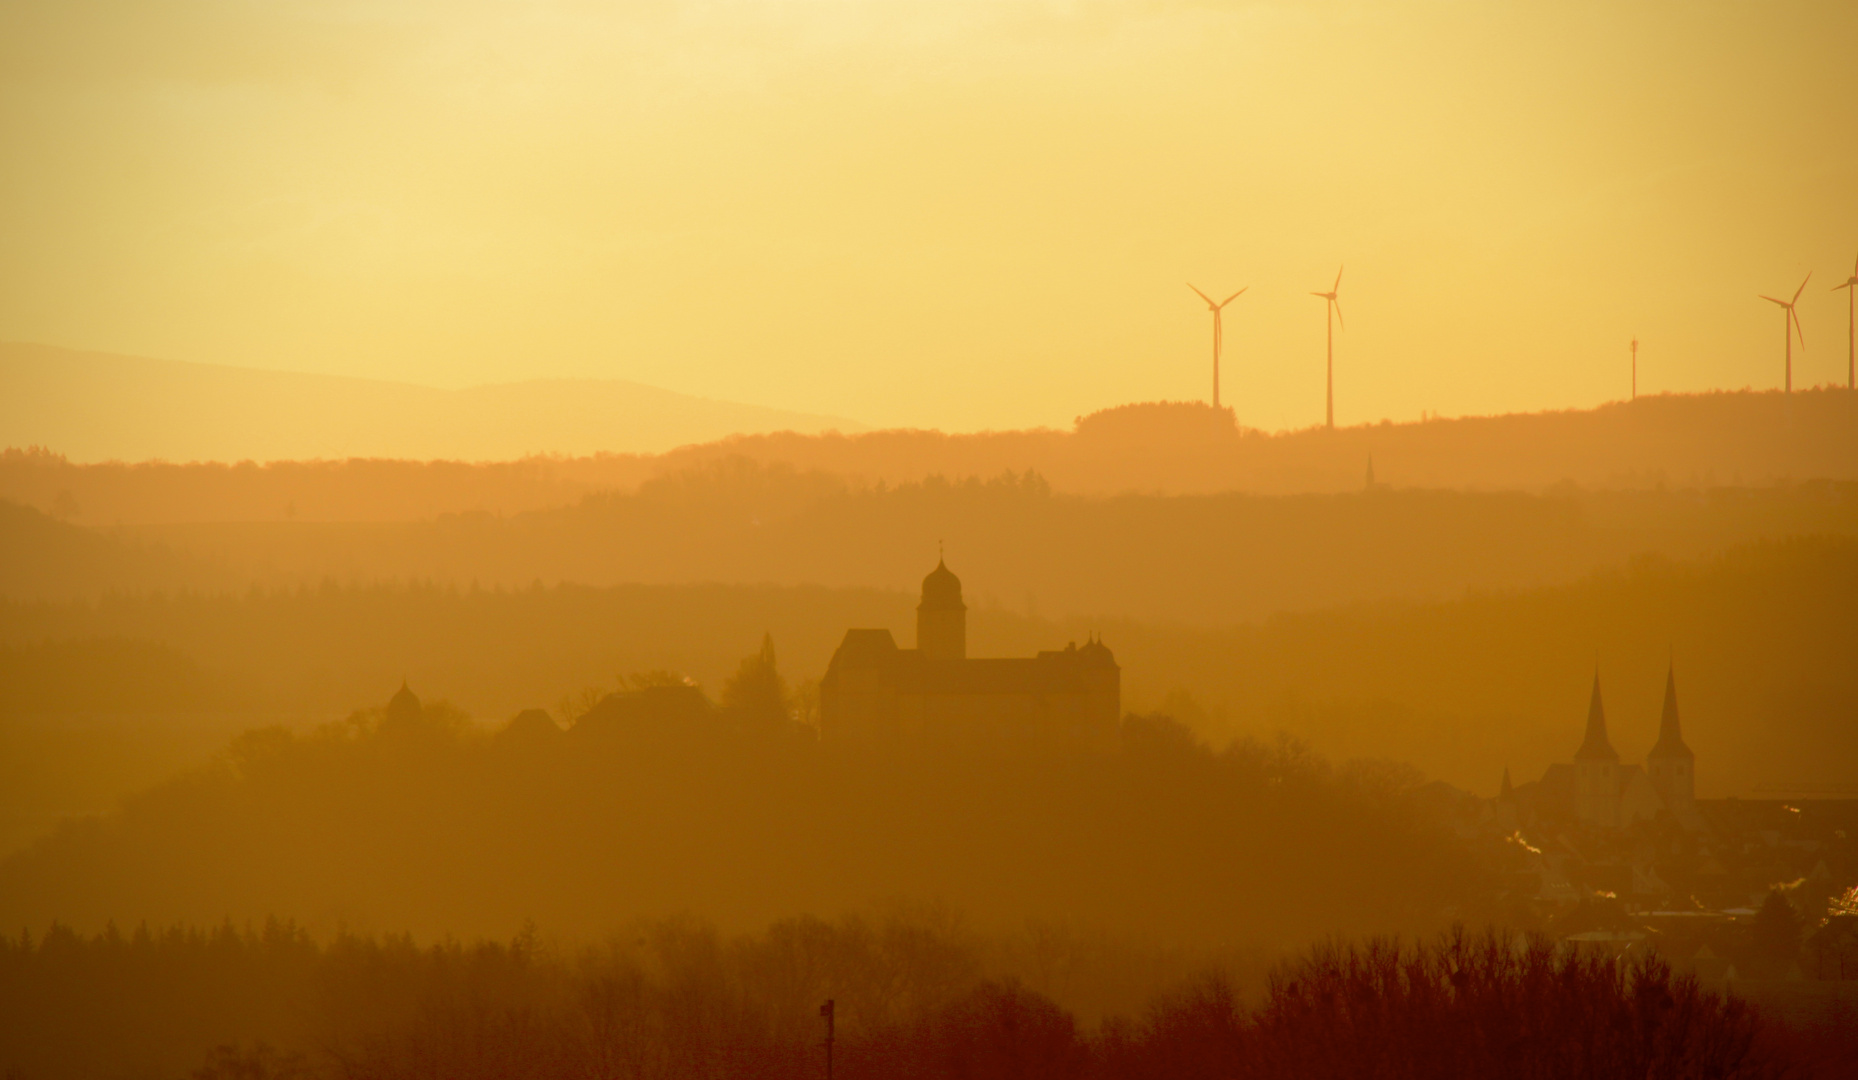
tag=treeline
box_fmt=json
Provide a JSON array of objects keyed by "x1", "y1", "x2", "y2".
[
  {"x1": 8, "y1": 392, "x2": 1858, "y2": 528},
  {"x1": 1, "y1": 919, "x2": 1842, "y2": 1080},
  {"x1": 0, "y1": 446, "x2": 649, "y2": 527},
  {"x1": 8, "y1": 462, "x2": 1857, "y2": 627},
  {"x1": 0, "y1": 686, "x2": 1490, "y2": 946}
]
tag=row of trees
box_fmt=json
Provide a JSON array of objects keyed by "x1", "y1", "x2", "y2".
[
  {"x1": 555, "y1": 633, "x2": 807, "y2": 730},
  {"x1": 1, "y1": 919, "x2": 1839, "y2": 1080}
]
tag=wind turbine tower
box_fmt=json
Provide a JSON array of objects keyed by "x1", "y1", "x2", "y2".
[
  {"x1": 1759, "y1": 274, "x2": 1810, "y2": 393},
  {"x1": 1311, "y1": 266, "x2": 1344, "y2": 428},
  {"x1": 1189, "y1": 284, "x2": 1247, "y2": 409},
  {"x1": 1835, "y1": 253, "x2": 1857, "y2": 391}
]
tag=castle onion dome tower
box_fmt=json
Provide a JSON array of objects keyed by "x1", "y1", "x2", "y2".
[{"x1": 917, "y1": 558, "x2": 967, "y2": 660}]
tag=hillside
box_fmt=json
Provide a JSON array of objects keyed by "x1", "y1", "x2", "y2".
[
  {"x1": 5, "y1": 391, "x2": 1855, "y2": 527},
  {"x1": 26, "y1": 471, "x2": 1856, "y2": 627},
  {"x1": 657, "y1": 391, "x2": 1858, "y2": 498},
  {"x1": 0, "y1": 342, "x2": 861, "y2": 463},
  {"x1": 1, "y1": 538, "x2": 1852, "y2": 946},
  {"x1": 3, "y1": 535, "x2": 1851, "y2": 821},
  {"x1": 0, "y1": 500, "x2": 224, "y2": 600}
]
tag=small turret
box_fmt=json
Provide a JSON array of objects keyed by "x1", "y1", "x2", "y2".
[
  {"x1": 1077, "y1": 633, "x2": 1116, "y2": 668},
  {"x1": 384, "y1": 680, "x2": 422, "y2": 730}
]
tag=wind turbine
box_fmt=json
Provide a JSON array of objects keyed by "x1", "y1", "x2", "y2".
[
  {"x1": 1759, "y1": 273, "x2": 1810, "y2": 393},
  {"x1": 1188, "y1": 284, "x2": 1247, "y2": 409},
  {"x1": 1834, "y1": 253, "x2": 1857, "y2": 391},
  {"x1": 1311, "y1": 266, "x2": 1344, "y2": 428}
]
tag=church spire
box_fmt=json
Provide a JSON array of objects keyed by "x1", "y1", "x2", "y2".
[
  {"x1": 1648, "y1": 663, "x2": 1693, "y2": 760},
  {"x1": 1499, "y1": 766, "x2": 1514, "y2": 800},
  {"x1": 1574, "y1": 670, "x2": 1618, "y2": 761}
]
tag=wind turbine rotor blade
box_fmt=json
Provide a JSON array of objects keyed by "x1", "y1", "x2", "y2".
[
  {"x1": 1792, "y1": 308, "x2": 1805, "y2": 347},
  {"x1": 1332, "y1": 298, "x2": 1345, "y2": 330},
  {"x1": 1188, "y1": 284, "x2": 1215, "y2": 306},
  {"x1": 1759, "y1": 295, "x2": 1787, "y2": 306},
  {"x1": 1793, "y1": 272, "x2": 1812, "y2": 304},
  {"x1": 1221, "y1": 287, "x2": 1248, "y2": 306},
  {"x1": 1333, "y1": 265, "x2": 1344, "y2": 291}
]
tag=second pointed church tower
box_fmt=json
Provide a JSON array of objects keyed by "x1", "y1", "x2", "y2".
[{"x1": 1646, "y1": 665, "x2": 1695, "y2": 815}]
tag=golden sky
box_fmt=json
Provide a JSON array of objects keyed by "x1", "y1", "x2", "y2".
[{"x1": 2, "y1": 0, "x2": 1855, "y2": 436}]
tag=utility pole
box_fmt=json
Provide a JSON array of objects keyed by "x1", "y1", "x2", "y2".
[{"x1": 820, "y1": 999, "x2": 835, "y2": 1080}]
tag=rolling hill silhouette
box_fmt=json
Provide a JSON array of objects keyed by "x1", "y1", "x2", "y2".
[
  {"x1": 5, "y1": 391, "x2": 1855, "y2": 528},
  {"x1": 0, "y1": 342, "x2": 863, "y2": 462}
]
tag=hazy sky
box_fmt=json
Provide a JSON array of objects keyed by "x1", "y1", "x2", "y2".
[{"x1": 2, "y1": 0, "x2": 1855, "y2": 437}]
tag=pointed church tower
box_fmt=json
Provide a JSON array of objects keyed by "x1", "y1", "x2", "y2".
[
  {"x1": 1573, "y1": 671, "x2": 1621, "y2": 827},
  {"x1": 917, "y1": 558, "x2": 967, "y2": 660},
  {"x1": 1646, "y1": 663, "x2": 1695, "y2": 815},
  {"x1": 1494, "y1": 765, "x2": 1520, "y2": 830}
]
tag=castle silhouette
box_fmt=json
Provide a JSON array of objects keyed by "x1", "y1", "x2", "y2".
[{"x1": 819, "y1": 558, "x2": 1120, "y2": 745}]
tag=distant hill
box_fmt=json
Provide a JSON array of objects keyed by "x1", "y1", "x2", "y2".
[
  {"x1": 0, "y1": 500, "x2": 222, "y2": 599},
  {"x1": 4, "y1": 389, "x2": 1855, "y2": 526},
  {"x1": 0, "y1": 342, "x2": 863, "y2": 463},
  {"x1": 653, "y1": 392, "x2": 1858, "y2": 497},
  {"x1": 1, "y1": 536, "x2": 1850, "y2": 856}
]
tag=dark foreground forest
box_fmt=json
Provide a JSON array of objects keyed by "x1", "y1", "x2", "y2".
[{"x1": 2, "y1": 919, "x2": 1849, "y2": 1080}]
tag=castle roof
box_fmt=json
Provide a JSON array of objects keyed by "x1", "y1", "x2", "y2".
[
  {"x1": 1574, "y1": 672, "x2": 1619, "y2": 761},
  {"x1": 1647, "y1": 664, "x2": 1693, "y2": 760},
  {"x1": 920, "y1": 558, "x2": 964, "y2": 610},
  {"x1": 823, "y1": 630, "x2": 1116, "y2": 695}
]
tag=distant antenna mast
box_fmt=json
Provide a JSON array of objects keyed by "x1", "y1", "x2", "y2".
[
  {"x1": 1631, "y1": 338, "x2": 1638, "y2": 400},
  {"x1": 1189, "y1": 284, "x2": 1247, "y2": 410}
]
